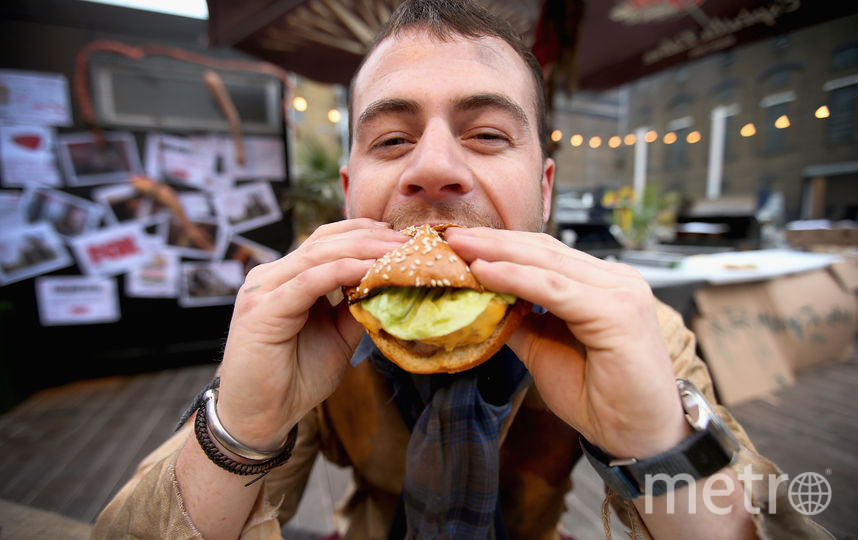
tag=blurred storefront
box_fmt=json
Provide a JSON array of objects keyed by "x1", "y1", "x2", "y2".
[{"x1": 549, "y1": 13, "x2": 858, "y2": 226}]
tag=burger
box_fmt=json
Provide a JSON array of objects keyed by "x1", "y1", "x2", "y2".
[{"x1": 346, "y1": 224, "x2": 529, "y2": 374}]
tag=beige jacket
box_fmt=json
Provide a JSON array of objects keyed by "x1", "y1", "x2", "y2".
[{"x1": 92, "y1": 303, "x2": 832, "y2": 539}]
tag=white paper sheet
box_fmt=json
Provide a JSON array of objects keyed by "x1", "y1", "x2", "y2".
[
  {"x1": 35, "y1": 275, "x2": 120, "y2": 326},
  {"x1": 0, "y1": 190, "x2": 24, "y2": 229},
  {"x1": 69, "y1": 222, "x2": 151, "y2": 276},
  {"x1": 0, "y1": 70, "x2": 72, "y2": 126},
  {"x1": 227, "y1": 136, "x2": 286, "y2": 180},
  {"x1": 0, "y1": 124, "x2": 62, "y2": 187},
  {"x1": 125, "y1": 239, "x2": 180, "y2": 298}
]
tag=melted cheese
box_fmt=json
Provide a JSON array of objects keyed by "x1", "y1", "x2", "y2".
[{"x1": 350, "y1": 296, "x2": 509, "y2": 351}]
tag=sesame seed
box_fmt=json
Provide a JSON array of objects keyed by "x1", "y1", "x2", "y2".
[
  {"x1": 430, "y1": 279, "x2": 436, "y2": 287},
  {"x1": 442, "y1": 279, "x2": 451, "y2": 286},
  {"x1": 425, "y1": 261, "x2": 433, "y2": 267},
  {"x1": 363, "y1": 288, "x2": 368, "y2": 294},
  {"x1": 382, "y1": 274, "x2": 389, "y2": 280},
  {"x1": 449, "y1": 256, "x2": 457, "y2": 263},
  {"x1": 435, "y1": 254, "x2": 442, "y2": 260}
]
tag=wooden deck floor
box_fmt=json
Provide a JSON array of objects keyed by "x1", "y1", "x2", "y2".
[{"x1": 1, "y1": 356, "x2": 856, "y2": 539}]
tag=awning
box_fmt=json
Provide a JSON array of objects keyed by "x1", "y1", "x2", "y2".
[{"x1": 206, "y1": 0, "x2": 858, "y2": 90}]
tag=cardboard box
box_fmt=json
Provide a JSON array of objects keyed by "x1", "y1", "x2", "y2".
[
  {"x1": 764, "y1": 269, "x2": 858, "y2": 371},
  {"x1": 693, "y1": 267, "x2": 858, "y2": 406},
  {"x1": 829, "y1": 258, "x2": 858, "y2": 292},
  {"x1": 693, "y1": 284, "x2": 796, "y2": 406},
  {"x1": 786, "y1": 227, "x2": 858, "y2": 248}
]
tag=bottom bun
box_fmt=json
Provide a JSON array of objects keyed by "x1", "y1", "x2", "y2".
[{"x1": 366, "y1": 300, "x2": 530, "y2": 374}]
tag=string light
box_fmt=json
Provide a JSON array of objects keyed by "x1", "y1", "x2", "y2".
[
  {"x1": 740, "y1": 123, "x2": 756, "y2": 137},
  {"x1": 327, "y1": 109, "x2": 341, "y2": 123},
  {"x1": 815, "y1": 105, "x2": 830, "y2": 119},
  {"x1": 292, "y1": 96, "x2": 308, "y2": 112},
  {"x1": 550, "y1": 118, "x2": 804, "y2": 148}
]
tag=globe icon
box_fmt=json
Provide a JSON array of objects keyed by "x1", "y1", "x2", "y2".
[{"x1": 788, "y1": 472, "x2": 832, "y2": 516}]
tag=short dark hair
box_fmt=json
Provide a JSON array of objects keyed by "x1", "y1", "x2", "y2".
[{"x1": 347, "y1": 0, "x2": 548, "y2": 157}]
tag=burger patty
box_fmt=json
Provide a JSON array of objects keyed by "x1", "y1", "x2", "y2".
[{"x1": 386, "y1": 332, "x2": 444, "y2": 357}]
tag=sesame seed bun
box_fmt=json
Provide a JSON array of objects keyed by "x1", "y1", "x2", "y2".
[{"x1": 346, "y1": 224, "x2": 529, "y2": 374}]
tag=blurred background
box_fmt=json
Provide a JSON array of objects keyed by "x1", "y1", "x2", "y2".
[{"x1": 0, "y1": 1, "x2": 856, "y2": 538}]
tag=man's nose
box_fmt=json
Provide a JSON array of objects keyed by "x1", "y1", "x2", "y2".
[{"x1": 397, "y1": 122, "x2": 474, "y2": 201}]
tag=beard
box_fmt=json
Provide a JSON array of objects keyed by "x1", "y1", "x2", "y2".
[
  {"x1": 383, "y1": 200, "x2": 503, "y2": 231},
  {"x1": 383, "y1": 196, "x2": 545, "y2": 232}
]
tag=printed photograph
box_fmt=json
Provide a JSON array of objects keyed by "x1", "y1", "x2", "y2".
[
  {"x1": 159, "y1": 214, "x2": 226, "y2": 260},
  {"x1": 57, "y1": 131, "x2": 142, "y2": 186},
  {"x1": 0, "y1": 222, "x2": 74, "y2": 285},
  {"x1": 212, "y1": 181, "x2": 282, "y2": 234},
  {"x1": 93, "y1": 183, "x2": 154, "y2": 224},
  {"x1": 21, "y1": 186, "x2": 104, "y2": 237},
  {"x1": 224, "y1": 235, "x2": 280, "y2": 275},
  {"x1": 178, "y1": 260, "x2": 244, "y2": 307}
]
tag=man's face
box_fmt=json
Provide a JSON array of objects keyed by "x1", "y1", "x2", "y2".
[{"x1": 342, "y1": 29, "x2": 554, "y2": 232}]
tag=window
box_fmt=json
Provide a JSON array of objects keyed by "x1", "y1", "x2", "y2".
[
  {"x1": 764, "y1": 102, "x2": 789, "y2": 154},
  {"x1": 724, "y1": 114, "x2": 739, "y2": 159},
  {"x1": 832, "y1": 43, "x2": 858, "y2": 71},
  {"x1": 827, "y1": 84, "x2": 857, "y2": 145},
  {"x1": 665, "y1": 127, "x2": 690, "y2": 170}
]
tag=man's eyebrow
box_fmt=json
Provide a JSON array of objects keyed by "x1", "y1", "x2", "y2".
[
  {"x1": 356, "y1": 98, "x2": 420, "y2": 132},
  {"x1": 455, "y1": 94, "x2": 530, "y2": 129}
]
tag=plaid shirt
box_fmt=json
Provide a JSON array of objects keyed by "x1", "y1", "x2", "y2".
[{"x1": 358, "y1": 337, "x2": 530, "y2": 539}]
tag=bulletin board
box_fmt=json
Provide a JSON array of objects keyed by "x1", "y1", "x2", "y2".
[{"x1": 0, "y1": 46, "x2": 296, "y2": 400}]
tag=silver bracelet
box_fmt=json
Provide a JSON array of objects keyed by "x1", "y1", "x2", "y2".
[{"x1": 202, "y1": 388, "x2": 293, "y2": 462}]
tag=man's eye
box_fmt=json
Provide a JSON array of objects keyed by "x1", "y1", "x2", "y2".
[
  {"x1": 473, "y1": 132, "x2": 507, "y2": 141},
  {"x1": 374, "y1": 136, "x2": 409, "y2": 148},
  {"x1": 465, "y1": 130, "x2": 511, "y2": 149}
]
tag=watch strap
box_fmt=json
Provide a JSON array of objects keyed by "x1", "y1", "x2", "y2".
[{"x1": 580, "y1": 428, "x2": 732, "y2": 499}]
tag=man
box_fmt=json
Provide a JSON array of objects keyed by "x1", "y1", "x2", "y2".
[{"x1": 94, "y1": 1, "x2": 830, "y2": 539}]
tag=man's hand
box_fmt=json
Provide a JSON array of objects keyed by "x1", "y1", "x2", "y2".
[
  {"x1": 445, "y1": 227, "x2": 688, "y2": 459},
  {"x1": 215, "y1": 219, "x2": 408, "y2": 451}
]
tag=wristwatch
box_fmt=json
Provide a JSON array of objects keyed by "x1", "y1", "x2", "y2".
[{"x1": 580, "y1": 379, "x2": 739, "y2": 499}]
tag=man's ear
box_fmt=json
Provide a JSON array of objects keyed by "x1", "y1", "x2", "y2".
[
  {"x1": 541, "y1": 157, "x2": 555, "y2": 224},
  {"x1": 340, "y1": 164, "x2": 351, "y2": 218}
]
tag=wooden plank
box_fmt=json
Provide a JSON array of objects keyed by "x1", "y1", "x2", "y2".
[
  {"x1": 80, "y1": 365, "x2": 217, "y2": 523},
  {"x1": 42, "y1": 369, "x2": 186, "y2": 518},
  {"x1": 0, "y1": 376, "x2": 139, "y2": 501}
]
